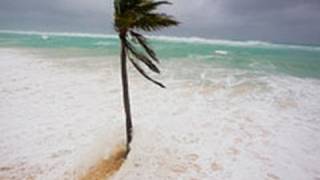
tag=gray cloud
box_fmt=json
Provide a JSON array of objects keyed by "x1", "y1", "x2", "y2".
[{"x1": 0, "y1": 0, "x2": 319, "y2": 44}]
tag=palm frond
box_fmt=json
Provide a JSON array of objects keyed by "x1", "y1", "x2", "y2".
[
  {"x1": 114, "y1": 0, "x2": 179, "y2": 32},
  {"x1": 135, "y1": 1, "x2": 172, "y2": 13},
  {"x1": 130, "y1": 31, "x2": 159, "y2": 63},
  {"x1": 133, "y1": 13, "x2": 179, "y2": 31},
  {"x1": 124, "y1": 40, "x2": 160, "y2": 73},
  {"x1": 129, "y1": 57, "x2": 166, "y2": 88},
  {"x1": 114, "y1": 0, "x2": 178, "y2": 89}
]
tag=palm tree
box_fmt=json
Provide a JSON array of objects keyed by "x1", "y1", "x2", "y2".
[{"x1": 113, "y1": 0, "x2": 179, "y2": 156}]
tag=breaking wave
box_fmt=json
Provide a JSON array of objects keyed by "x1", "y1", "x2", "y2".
[{"x1": 1, "y1": 30, "x2": 319, "y2": 51}]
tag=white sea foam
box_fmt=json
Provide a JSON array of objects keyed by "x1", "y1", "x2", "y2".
[
  {"x1": 41, "y1": 35, "x2": 49, "y2": 40},
  {"x1": 95, "y1": 41, "x2": 117, "y2": 46},
  {"x1": 1, "y1": 48, "x2": 320, "y2": 180},
  {"x1": 0, "y1": 49, "x2": 123, "y2": 179},
  {"x1": 214, "y1": 50, "x2": 228, "y2": 55}
]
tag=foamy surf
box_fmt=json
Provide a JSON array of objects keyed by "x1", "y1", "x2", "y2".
[
  {"x1": 0, "y1": 48, "x2": 126, "y2": 179},
  {"x1": 1, "y1": 47, "x2": 320, "y2": 180}
]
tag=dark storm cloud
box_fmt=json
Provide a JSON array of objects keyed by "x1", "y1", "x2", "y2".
[
  {"x1": 0, "y1": 0, "x2": 113, "y2": 33},
  {"x1": 0, "y1": 0, "x2": 319, "y2": 44},
  {"x1": 167, "y1": 0, "x2": 320, "y2": 44}
]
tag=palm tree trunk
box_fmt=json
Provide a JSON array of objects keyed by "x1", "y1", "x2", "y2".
[{"x1": 120, "y1": 34, "x2": 133, "y2": 155}]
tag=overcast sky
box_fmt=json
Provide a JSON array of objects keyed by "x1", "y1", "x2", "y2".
[{"x1": 0, "y1": 0, "x2": 319, "y2": 45}]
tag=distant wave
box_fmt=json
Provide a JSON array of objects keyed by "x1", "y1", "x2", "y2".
[
  {"x1": 150, "y1": 35, "x2": 320, "y2": 51},
  {"x1": 1, "y1": 30, "x2": 319, "y2": 51},
  {"x1": 0, "y1": 30, "x2": 117, "y2": 39}
]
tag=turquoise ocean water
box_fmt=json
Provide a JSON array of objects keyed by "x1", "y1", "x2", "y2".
[{"x1": 1, "y1": 30, "x2": 320, "y2": 79}]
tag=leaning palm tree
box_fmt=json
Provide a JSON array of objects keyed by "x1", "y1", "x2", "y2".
[{"x1": 113, "y1": 0, "x2": 179, "y2": 156}]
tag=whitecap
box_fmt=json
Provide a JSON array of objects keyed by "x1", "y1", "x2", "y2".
[
  {"x1": 214, "y1": 50, "x2": 228, "y2": 55},
  {"x1": 94, "y1": 41, "x2": 116, "y2": 46},
  {"x1": 41, "y1": 35, "x2": 49, "y2": 40}
]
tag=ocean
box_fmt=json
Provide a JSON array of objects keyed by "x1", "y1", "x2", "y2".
[
  {"x1": 0, "y1": 30, "x2": 320, "y2": 180},
  {"x1": 1, "y1": 30, "x2": 320, "y2": 79}
]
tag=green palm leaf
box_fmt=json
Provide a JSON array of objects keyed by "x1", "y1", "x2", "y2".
[
  {"x1": 129, "y1": 57, "x2": 166, "y2": 88},
  {"x1": 135, "y1": 1, "x2": 172, "y2": 13},
  {"x1": 114, "y1": 0, "x2": 179, "y2": 85},
  {"x1": 124, "y1": 40, "x2": 160, "y2": 73},
  {"x1": 130, "y1": 31, "x2": 159, "y2": 63},
  {"x1": 132, "y1": 13, "x2": 178, "y2": 31}
]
